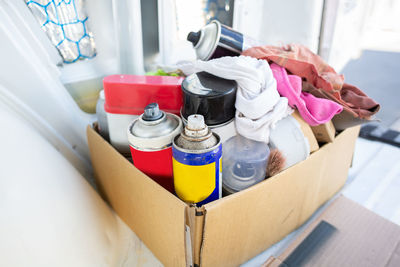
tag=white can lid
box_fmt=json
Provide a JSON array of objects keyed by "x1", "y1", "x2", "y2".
[
  {"x1": 188, "y1": 114, "x2": 205, "y2": 130},
  {"x1": 184, "y1": 114, "x2": 209, "y2": 138}
]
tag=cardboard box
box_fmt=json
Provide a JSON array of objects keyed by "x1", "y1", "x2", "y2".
[
  {"x1": 87, "y1": 125, "x2": 360, "y2": 267},
  {"x1": 311, "y1": 120, "x2": 336, "y2": 143},
  {"x1": 264, "y1": 196, "x2": 400, "y2": 267}
]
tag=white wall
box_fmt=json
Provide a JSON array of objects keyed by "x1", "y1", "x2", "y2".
[{"x1": 233, "y1": 0, "x2": 324, "y2": 53}]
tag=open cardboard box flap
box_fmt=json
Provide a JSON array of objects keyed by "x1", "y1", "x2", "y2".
[
  {"x1": 199, "y1": 126, "x2": 358, "y2": 266},
  {"x1": 87, "y1": 125, "x2": 360, "y2": 267},
  {"x1": 87, "y1": 127, "x2": 188, "y2": 266},
  {"x1": 264, "y1": 196, "x2": 400, "y2": 267}
]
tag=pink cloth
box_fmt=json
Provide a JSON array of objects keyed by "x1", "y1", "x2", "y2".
[
  {"x1": 243, "y1": 44, "x2": 380, "y2": 119},
  {"x1": 270, "y1": 63, "x2": 343, "y2": 126}
]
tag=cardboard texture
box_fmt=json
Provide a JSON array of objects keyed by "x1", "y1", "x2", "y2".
[
  {"x1": 87, "y1": 127, "x2": 188, "y2": 267},
  {"x1": 292, "y1": 111, "x2": 319, "y2": 152},
  {"x1": 311, "y1": 121, "x2": 336, "y2": 143},
  {"x1": 87, "y1": 125, "x2": 360, "y2": 267},
  {"x1": 186, "y1": 206, "x2": 205, "y2": 265},
  {"x1": 199, "y1": 127, "x2": 359, "y2": 267},
  {"x1": 264, "y1": 196, "x2": 400, "y2": 267}
]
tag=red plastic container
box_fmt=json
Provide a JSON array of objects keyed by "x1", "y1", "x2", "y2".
[
  {"x1": 103, "y1": 75, "x2": 183, "y2": 115},
  {"x1": 103, "y1": 75, "x2": 183, "y2": 154}
]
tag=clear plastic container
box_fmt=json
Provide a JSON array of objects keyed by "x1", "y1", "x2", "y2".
[
  {"x1": 222, "y1": 135, "x2": 270, "y2": 195},
  {"x1": 269, "y1": 115, "x2": 310, "y2": 169},
  {"x1": 96, "y1": 90, "x2": 109, "y2": 141}
]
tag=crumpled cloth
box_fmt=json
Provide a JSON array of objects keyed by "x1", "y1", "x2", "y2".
[
  {"x1": 176, "y1": 56, "x2": 293, "y2": 143},
  {"x1": 242, "y1": 44, "x2": 380, "y2": 119},
  {"x1": 270, "y1": 63, "x2": 343, "y2": 126}
]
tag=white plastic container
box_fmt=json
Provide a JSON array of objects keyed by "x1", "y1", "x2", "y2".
[
  {"x1": 181, "y1": 116, "x2": 236, "y2": 144},
  {"x1": 210, "y1": 119, "x2": 237, "y2": 144},
  {"x1": 107, "y1": 113, "x2": 139, "y2": 155},
  {"x1": 222, "y1": 135, "x2": 270, "y2": 195},
  {"x1": 96, "y1": 90, "x2": 109, "y2": 141},
  {"x1": 269, "y1": 115, "x2": 310, "y2": 169}
]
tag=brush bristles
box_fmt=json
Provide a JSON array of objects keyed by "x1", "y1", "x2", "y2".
[{"x1": 266, "y1": 149, "x2": 286, "y2": 178}]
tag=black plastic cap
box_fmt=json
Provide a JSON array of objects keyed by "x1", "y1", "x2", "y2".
[{"x1": 187, "y1": 31, "x2": 201, "y2": 46}]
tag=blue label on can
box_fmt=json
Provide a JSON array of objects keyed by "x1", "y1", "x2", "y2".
[
  {"x1": 173, "y1": 144, "x2": 222, "y2": 206},
  {"x1": 219, "y1": 24, "x2": 244, "y2": 53}
]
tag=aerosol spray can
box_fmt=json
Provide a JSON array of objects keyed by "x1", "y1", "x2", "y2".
[
  {"x1": 172, "y1": 114, "x2": 222, "y2": 206},
  {"x1": 187, "y1": 20, "x2": 260, "y2": 61},
  {"x1": 128, "y1": 103, "x2": 182, "y2": 193}
]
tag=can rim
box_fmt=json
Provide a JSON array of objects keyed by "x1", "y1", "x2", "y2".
[
  {"x1": 129, "y1": 143, "x2": 172, "y2": 152},
  {"x1": 127, "y1": 113, "x2": 183, "y2": 150},
  {"x1": 172, "y1": 133, "x2": 221, "y2": 154},
  {"x1": 204, "y1": 20, "x2": 221, "y2": 61}
]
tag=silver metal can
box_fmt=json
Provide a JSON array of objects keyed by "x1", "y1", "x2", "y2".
[
  {"x1": 187, "y1": 20, "x2": 260, "y2": 60},
  {"x1": 172, "y1": 115, "x2": 222, "y2": 206},
  {"x1": 127, "y1": 103, "x2": 182, "y2": 193}
]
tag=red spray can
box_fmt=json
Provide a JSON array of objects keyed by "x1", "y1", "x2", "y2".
[{"x1": 127, "y1": 103, "x2": 182, "y2": 193}]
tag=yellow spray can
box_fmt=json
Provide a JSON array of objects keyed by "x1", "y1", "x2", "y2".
[{"x1": 172, "y1": 115, "x2": 222, "y2": 206}]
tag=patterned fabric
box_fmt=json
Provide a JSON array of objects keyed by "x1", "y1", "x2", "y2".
[{"x1": 243, "y1": 44, "x2": 380, "y2": 119}]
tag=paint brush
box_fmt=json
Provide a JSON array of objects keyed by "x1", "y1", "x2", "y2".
[{"x1": 266, "y1": 149, "x2": 286, "y2": 177}]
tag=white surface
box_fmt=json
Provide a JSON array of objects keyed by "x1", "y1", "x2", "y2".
[
  {"x1": 210, "y1": 120, "x2": 237, "y2": 144},
  {"x1": 233, "y1": 0, "x2": 324, "y2": 53},
  {"x1": 158, "y1": 0, "x2": 199, "y2": 65},
  {"x1": 107, "y1": 112, "x2": 139, "y2": 155},
  {"x1": 321, "y1": 0, "x2": 369, "y2": 71},
  {"x1": 359, "y1": 0, "x2": 400, "y2": 53},
  {"x1": 0, "y1": 85, "x2": 93, "y2": 180},
  {"x1": 0, "y1": 1, "x2": 95, "y2": 176},
  {"x1": 0, "y1": 102, "x2": 161, "y2": 267},
  {"x1": 0, "y1": 1, "x2": 61, "y2": 65},
  {"x1": 112, "y1": 0, "x2": 144, "y2": 74}
]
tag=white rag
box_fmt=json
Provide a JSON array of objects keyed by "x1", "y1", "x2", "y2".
[{"x1": 174, "y1": 56, "x2": 293, "y2": 143}]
